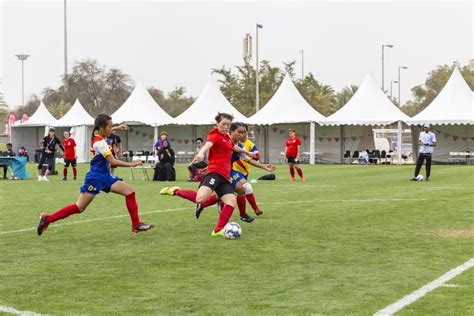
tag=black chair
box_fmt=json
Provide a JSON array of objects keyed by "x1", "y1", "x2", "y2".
[
  {"x1": 373, "y1": 150, "x2": 381, "y2": 164},
  {"x1": 342, "y1": 150, "x2": 351, "y2": 164},
  {"x1": 351, "y1": 151, "x2": 359, "y2": 163},
  {"x1": 381, "y1": 150, "x2": 387, "y2": 164}
]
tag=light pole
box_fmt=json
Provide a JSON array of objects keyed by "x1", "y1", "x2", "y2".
[
  {"x1": 390, "y1": 80, "x2": 398, "y2": 99},
  {"x1": 381, "y1": 44, "x2": 394, "y2": 93},
  {"x1": 300, "y1": 49, "x2": 304, "y2": 80},
  {"x1": 398, "y1": 66, "x2": 408, "y2": 106},
  {"x1": 64, "y1": 0, "x2": 68, "y2": 81},
  {"x1": 15, "y1": 54, "x2": 30, "y2": 107},
  {"x1": 255, "y1": 23, "x2": 263, "y2": 112}
]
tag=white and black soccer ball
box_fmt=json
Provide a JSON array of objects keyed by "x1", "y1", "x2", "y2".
[
  {"x1": 416, "y1": 174, "x2": 425, "y2": 181},
  {"x1": 224, "y1": 222, "x2": 242, "y2": 239}
]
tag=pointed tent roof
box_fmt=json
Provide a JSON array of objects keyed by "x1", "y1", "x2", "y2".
[
  {"x1": 13, "y1": 101, "x2": 58, "y2": 127},
  {"x1": 407, "y1": 68, "x2": 474, "y2": 125},
  {"x1": 54, "y1": 99, "x2": 94, "y2": 127},
  {"x1": 247, "y1": 73, "x2": 325, "y2": 125},
  {"x1": 320, "y1": 72, "x2": 410, "y2": 126},
  {"x1": 112, "y1": 81, "x2": 174, "y2": 126},
  {"x1": 173, "y1": 77, "x2": 247, "y2": 125}
]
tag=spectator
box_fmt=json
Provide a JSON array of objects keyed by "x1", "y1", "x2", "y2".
[
  {"x1": 18, "y1": 146, "x2": 28, "y2": 161},
  {"x1": 1, "y1": 143, "x2": 16, "y2": 179},
  {"x1": 154, "y1": 131, "x2": 172, "y2": 154},
  {"x1": 153, "y1": 140, "x2": 176, "y2": 181},
  {"x1": 38, "y1": 128, "x2": 64, "y2": 181},
  {"x1": 62, "y1": 131, "x2": 77, "y2": 181},
  {"x1": 359, "y1": 150, "x2": 369, "y2": 165},
  {"x1": 187, "y1": 137, "x2": 208, "y2": 181},
  {"x1": 106, "y1": 132, "x2": 122, "y2": 174}
]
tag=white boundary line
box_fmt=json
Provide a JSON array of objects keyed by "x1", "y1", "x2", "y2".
[
  {"x1": 0, "y1": 305, "x2": 43, "y2": 316},
  {"x1": 0, "y1": 197, "x2": 471, "y2": 236},
  {"x1": 374, "y1": 258, "x2": 474, "y2": 316}
]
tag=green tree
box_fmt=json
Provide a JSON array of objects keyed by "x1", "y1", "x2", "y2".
[
  {"x1": 295, "y1": 73, "x2": 338, "y2": 116},
  {"x1": 47, "y1": 100, "x2": 72, "y2": 119},
  {"x1": 335, "y1": 85, "x2": 358, "y2": 110}
]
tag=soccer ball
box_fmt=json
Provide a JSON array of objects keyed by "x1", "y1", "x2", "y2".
[
  {"x1": 223, "y1": 222, "x2": 242, "y2": 239},
  {"x1": 416, "y1": 174, "x2": 425, "y2": 181}
]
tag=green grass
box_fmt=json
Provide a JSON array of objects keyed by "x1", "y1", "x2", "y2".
[{"x1": 0, "y1": 163, "x2": 473, "y2": 315}]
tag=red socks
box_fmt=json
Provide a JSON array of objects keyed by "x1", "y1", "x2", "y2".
[
  {"x1": 73, "y1": 168, "x2": 77, "y2": 177},
  {"x1": 289, "y1": 166, "x2": 295, "y2": 178},
  {"x1": 245, "y1": 193, "x2": 259, "y2": 211},
  {"x1": 175, "y1": 189, "x2": 197, "y2": 202},
  {"x1": 296, "y1": 167, "x2": 304, "y2": 178},
  {"x1": 237, "y1": 195, "x2": 246, "y2": 216},
  {"x1": 214, "y1": 204, "x2": 234, "y2": 232},
  {"x1": 201, "y1": 194, "x2": 219, "y2": 208},
  {"x1": 125, "y1": 192, "x2": 140, "y2": 226},
  {"x1": 63, "y1": 168, "x2": 67, "y2": 177},
  {"x1": 46, "y1": 204, "x2": 80, "y2": 224}
]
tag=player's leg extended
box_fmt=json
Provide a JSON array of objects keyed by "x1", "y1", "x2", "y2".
[
  {"x1": 239, "y1": 178, "x2": 262, "y2": 215},
  {"x1": 413, "y1": 154, "x2": 425, "y2": 177},
  {"x1": 288, "y1": 162, "x2": 295, "y2": 180},
  {"x1": 295, "y1": 165, "x2": 305, "y2": 181},
  {"x1": 37, "y1": 192, "x2": 94, "y2": 236},
  {"x1": 213, "y1": 193, "x2": 236, "y2": 233}
]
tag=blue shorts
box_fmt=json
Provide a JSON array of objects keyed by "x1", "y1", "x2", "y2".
[
  {"x1": 80, "y1": 170, "x2": 122, "y2": 195},
  {"x1": 230, "y1": 170, "x2": 247, "y2": 188}
]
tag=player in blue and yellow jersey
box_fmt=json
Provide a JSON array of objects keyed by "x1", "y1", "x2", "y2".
[
  {"x1": 231, "y1": 124, "x2": 275, "y2": 219},
  {"x1": 37, "y1": 113, "x2": 155, "y2": 236}
]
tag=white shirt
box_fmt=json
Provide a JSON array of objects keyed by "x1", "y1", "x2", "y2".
[{"x1": 419, "y1": 131, "x2": 436, "y2": 154}]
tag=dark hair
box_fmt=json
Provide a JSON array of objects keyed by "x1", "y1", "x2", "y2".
[
  {"x1": 215, "y1": 112, "x2": 234, "y2": 123},
  {"x1": 92, "y1": 113, "x2": 112, "y2": 140},
  {"x1": 230, "y1": 122, "x2": 246, "y2": 132},
  {"x1": 195, "y1": 137, "x2": 204, "y2": 143},
  {"x1": 6, "y1": 143, "x2": 12, "y2": 146}
]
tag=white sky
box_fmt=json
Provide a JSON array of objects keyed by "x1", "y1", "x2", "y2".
[{"x1": 1, "y1": 0, "x2": 472, "y2": 108}]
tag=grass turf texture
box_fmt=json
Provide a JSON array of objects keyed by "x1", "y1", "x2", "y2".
[{"x1": 0, "y1": 163, "x2": 473, "y2": 315}]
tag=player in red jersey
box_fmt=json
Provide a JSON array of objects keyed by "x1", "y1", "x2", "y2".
[
  {"x1": 36, "y1": 113, "x2": 154, "y2": 236},
  {"x1": 160, "y1": 113, "x2": 254, "y2": 237},
  {"x1": 62, "y1": 131, "x2": 77, "y2": 181},
  {"x1": 285, "y1": 128, "x2": 305, "y2": 181}
]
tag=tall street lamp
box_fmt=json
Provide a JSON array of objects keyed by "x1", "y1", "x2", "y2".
[
  {"x1": 390, "y1": 80, "x2": 398, "y2": 99},
  {"x1": 255, "y1": 23, "x2": 263, "y2": 112},
  {"x1": 398, "y1": 66, "x2": 408, "y2": 106},
  {"x1": 300, "y1": 49, "x2": 304, "y2": 80},
  {"x1": 381, "y1": 44, "x2": 394, "y2": 92},
  {"x1": 64, "y1": 0, "x2": 68, "y2": 81},
  {"x1": 15, "y1": 54, "x2": 30, "y2": 107}
]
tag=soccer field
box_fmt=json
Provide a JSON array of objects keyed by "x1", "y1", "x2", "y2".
[{"x1": 0, "y1": 163, "x2": 473, "y2": 315}]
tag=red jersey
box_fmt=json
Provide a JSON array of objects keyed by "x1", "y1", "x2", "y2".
[
  {"x1": 63, "y1": 138, "x2": 77, "y2": 160},
  {"x1": 285, "y1": 136, "x2": 301, "y2": 157},
  {"x1": 206, "y1": 128, "x2": 234, "y2": 179}
]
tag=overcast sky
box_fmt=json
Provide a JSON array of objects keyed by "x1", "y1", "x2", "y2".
[{"x1": 1, "y1": 0, "x2": 472, "y2": 109}]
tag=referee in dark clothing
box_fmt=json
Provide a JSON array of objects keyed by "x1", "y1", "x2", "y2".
[{"x1": 38, "y1": 128, "x2": 64, "y2": 182}]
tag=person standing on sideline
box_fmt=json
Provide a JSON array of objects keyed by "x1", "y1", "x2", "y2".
[
  {"x1": 106, "y1": 132, "x2": 122, "y2": 175},
  {"x1": 411, "y1": 124, "x2": 436, "y2": 181},
  {"x1": 62, "y1": 131, "x2": 77, "y2": 180},
  {"x1": 2, "y1": 143, "x2": 16, "y2": 179},
  {"x1": 285, "y1": 128, "x2": 305, "y2": 181},
  {"x1": 37, "y1": 113, "x2": 154, "y2": 236},
  {"x1": 187, "y1": 138, "x2": 208, "y2": 181},
  {"x1": 38, "y1": 128, "x2": 64, "y2": 182}
]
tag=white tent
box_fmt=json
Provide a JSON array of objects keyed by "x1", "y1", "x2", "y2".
[
  {"x1": 247, "y1": 73, "x2": 326, "y2": 163},
  {"x1": 173, "y1": 77, "x2": 247, "y2": 125},
  {"x1": 112, "y1": 81, "x2": 175, "y2": 154},
  {"x1": 54, "y1": 99, "x2": 95, "y2": 163},
  {"x1": 320, "y1": 72, "x2": 410, "y2": 164},
  {"x1": 407, "y1": 68, "x2": 474, "y2": 162},
  {"x1": 11, "y1": 101, "x2": 58, "y2": 161}
]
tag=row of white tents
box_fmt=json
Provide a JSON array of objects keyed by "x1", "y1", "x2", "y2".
[{"x1": 11, "y1": 68, "x2": 473, "y2": 164}]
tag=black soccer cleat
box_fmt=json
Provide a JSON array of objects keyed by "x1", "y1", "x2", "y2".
[
  {"x1": 37, "y1": 212, "x2": 50, "y2": 236},
  {"x1": 195, "y1": 203, "x2": 204, "y2": 219},
  {"x1": 240, "y1": 214, "x2": 255, "y2": 223},
  {"x1": 410, "y1": 177, "x2": 417, "y2": 181},
  {"x1": 131, "y1": 222, "x2": 155, "y2": 234}
]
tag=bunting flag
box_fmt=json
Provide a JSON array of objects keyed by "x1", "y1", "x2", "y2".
[
  {"x1": 335, "y1": 137, "x2": 340, "y2": 142},
  {"x1": 170, "y1": 138, "x2": 175, "y2": 141},
  {"x1": 471, "y1": 137, "x2": 474, "y2": 141},
  {"x1": 326, "y1": 137, "x2": 332, "y2": 142},
  {"x1": 302, "y1": 135, "x2": 308, "y2": 140},
  {"x1": 452, "y1": 136, "x2": 458, "y2": 141},
  {"x1": 462, "y1": 137, "x2": 468, "y2": 141},
  {"x1": 351, "y1": 136, "x2": 357, "y2": 141},
  {"x1": 135, "y1": 131, "x2": 140, "y2": 136},
  {"x1": 318, "y1": 137, "x2": 324, "y2": 142},
  {"x1": 279, "y1": 129, "x2": 285, "y2": 135},
  {"x1": 129, "y1": 128, "x2": 134, "y2": 133},
  {"x1": 342, "y1": 136, "x2": 348, "y2": 142},
  {"x1": 177, "y1": 140, "x2": 182, "y2": 144},
  {"x1": 142, "y1": 133, "x2": 147, "y2": 138},
  {"x1": 436, "y1": 130, "x2": 442, "y2": 134},
  {"x1": 184, "y1": 140, "x2": 189, "y2": 144},
  {"x1": 273, "y1": 127, "x2": 278, "y2": 133},
  {"x1": 444, "y1": 133, "x2": 450, "y2": 138},
  {"x1": 148, "y1": 135, "x2": 154, "y2": 140}
]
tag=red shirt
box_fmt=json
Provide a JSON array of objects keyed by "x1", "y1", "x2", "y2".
[
  {"x1": 285, "y1": 136, "x2": 301, "y2": 157},
  {"x1": 63, "y1": 138, "x2": 77, "y2": 160},
  {"x1": 207, "y1": 128, "x2": 234, "y2": 179}
]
